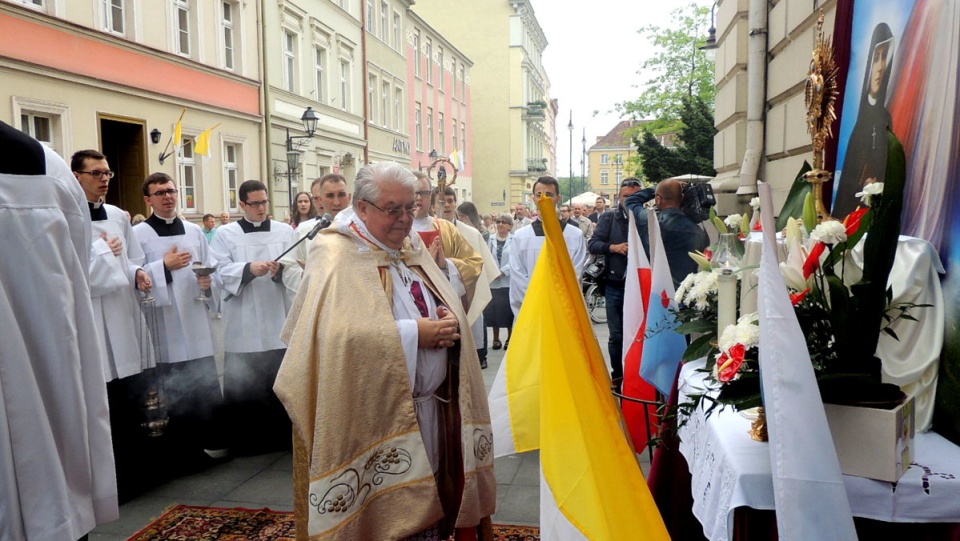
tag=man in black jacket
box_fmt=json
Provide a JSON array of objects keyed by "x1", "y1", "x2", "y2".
[{"x1": 588, "y1": 178, "x2": 643, "y2": 380}]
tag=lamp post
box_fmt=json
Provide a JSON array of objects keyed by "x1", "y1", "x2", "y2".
[
  {"x1": 284, "y1": 106, "x2": 321, "y2": 212},
  {"x1": 567, "y1": 111, "x2": 573, "y2": 204},
  {"x1": 699, "y1": 0, "x2": 719, "y2": 62},
  {"x1": 581, "y1": 129, "x2": 586, "y2": 196}
]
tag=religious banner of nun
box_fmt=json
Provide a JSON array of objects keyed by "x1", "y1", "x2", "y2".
[{"x1": 832, "y1": 0, "x2": 960, "y2": 446}]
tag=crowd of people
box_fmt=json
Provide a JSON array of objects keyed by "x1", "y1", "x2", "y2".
[{"x1": 2, "y1": 117, "x2": 710, "y2": 540}]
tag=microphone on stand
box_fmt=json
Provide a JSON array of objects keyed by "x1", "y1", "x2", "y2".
[{"x1": 274, "y1": 213, "x2": 333, "y2": 262}]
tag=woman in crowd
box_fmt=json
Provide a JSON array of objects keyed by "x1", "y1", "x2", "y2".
[
  {"x1": 290, "y1": 191, "x2": 317, "y2": 229},
  {"x1": 485, "y1": 213, "x2": 514, "y2": 349},
  {"x1": 457, "y1": 201, "x2": 489, "y2": 243}
]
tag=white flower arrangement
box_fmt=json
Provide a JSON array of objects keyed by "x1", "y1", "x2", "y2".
[
  {"x1": 749, "y1": 197, "x2": 761, "y2": 210},
  {"x1": 718, "y1": 312, "x2": 760, "y2": 353},
  {"x1": 854, "y1": 182, "x2": 884, "y2": 207},
  {"x1": 675, "y1": 270, "x2": 719, "y2": 311},
  {"x1": 724, "y1": 213, "x2": 744, "y2": 231},
  {"x1": 809, "y1": 220, "x2": 848, "y2": 245}
]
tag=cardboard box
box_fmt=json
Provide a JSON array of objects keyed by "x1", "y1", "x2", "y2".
[{"x1": 823, "y1": 395, "x2": 915, "y2": 482}]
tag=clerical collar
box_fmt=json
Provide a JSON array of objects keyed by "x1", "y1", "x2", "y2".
[
  {"x1": 867, "y1": 93, "x2": 877, "y2": 106},
  {"x1": 87, "y1": 200, "x2": 107, "y2": 221},
  {"x1": 412, "y1": 216, "x2": 435, "y2": 231},
  {"x1": 531, "y1": 218, "x2": 568, "y2": 237},
  {"x1": 145, "y1": 213, "x2": 185, "y2": 237},
  {"x1": 238, "y1": 217, "x2": 271, "y2": 233}
]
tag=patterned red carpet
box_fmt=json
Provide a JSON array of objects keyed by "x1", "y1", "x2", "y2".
[{"x1": 128, "y1": 505, "x2": 539, "y2": 540}]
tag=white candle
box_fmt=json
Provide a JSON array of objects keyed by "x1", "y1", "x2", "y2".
[{"x1": 718, "y1": 268, "x2": 738, "y2": 337}]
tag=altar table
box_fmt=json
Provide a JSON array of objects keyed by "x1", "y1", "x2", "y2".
[{"x1": 677, "y1": 359, "x2": 960, "y2": 541}]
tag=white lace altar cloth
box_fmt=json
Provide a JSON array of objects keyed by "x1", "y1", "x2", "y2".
[{"x1": 678, "y1": 359, "x2": 960, "y2": 541}]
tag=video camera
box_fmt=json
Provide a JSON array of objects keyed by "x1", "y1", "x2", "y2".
[{"x1": 681, "y1": 182, "x2": 716, "y2": 223}]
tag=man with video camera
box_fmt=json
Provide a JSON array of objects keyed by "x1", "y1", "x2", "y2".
[{"x1": 624, "y1": 179, "x2": 710, "y2": 288}]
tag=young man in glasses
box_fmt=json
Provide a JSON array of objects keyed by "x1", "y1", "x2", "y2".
[
  {"x1": 210, "y1": 179, "x2": 294, "y2": 455},
  {"x1": 508, "y1": 176, "x2": 589, "y2": 317},
  {"x1": 133, "y1": 172, "x2": 227, "y2": 469},
  {"x1": 72, "y1": 149, "x2": 155, "y2": 500}
]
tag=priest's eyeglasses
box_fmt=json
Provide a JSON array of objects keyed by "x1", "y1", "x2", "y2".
[
  {"x1": 149, "y1": 189, "x2": 178, "y2": 198},
  {"x1": 243, "y1": 199, "x2": 270, "y2": 208},
  {"x1": 363, "y1": 199, "x2": 417, "y2": 220},
  {"x1": 79, "y1": 170, "x2": 115, "y2": 179}
]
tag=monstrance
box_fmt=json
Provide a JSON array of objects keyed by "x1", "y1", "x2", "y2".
[
  {"x1": 427, "y1": 156, "x2": 459, "y2": 217},
  {"x1": 803, "y1": 10, "x2": 840, "y2": 223}
]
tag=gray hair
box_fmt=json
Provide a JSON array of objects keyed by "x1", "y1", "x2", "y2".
[
  {"x1": 353, "y1": 161, "x2": 418, "y2": 209},
  {"x1": 497, "y1": 213, "x2": 514, "y2": 225}
]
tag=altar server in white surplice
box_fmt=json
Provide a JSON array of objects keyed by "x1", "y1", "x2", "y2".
[
  {"x1": 210, "y1": 179, "x2": 294, "y2": 455},
  {"x1": 72, "y1": 149, "x2": 158, "y2": 501},
  {"x1": 133, "y1": 172, "x2": 227, "y2": 464},
  {"x1": 0, "y1": 122, "x2": 118, "y2": 541}
]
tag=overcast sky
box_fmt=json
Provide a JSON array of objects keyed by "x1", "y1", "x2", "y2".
[{"x1": 529, "y1": 0, "x2": 712, "y2": 176}]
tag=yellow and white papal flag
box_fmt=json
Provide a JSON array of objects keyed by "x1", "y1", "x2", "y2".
[{"x1": 488, "y1": 197, "x2": 669, "y2": 540}]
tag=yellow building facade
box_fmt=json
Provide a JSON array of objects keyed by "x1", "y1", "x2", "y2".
[{"x1": 587, "y1": 121, "x2": 642, "y2": 202}]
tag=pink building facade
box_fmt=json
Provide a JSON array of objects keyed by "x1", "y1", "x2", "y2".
[{"x1": 405, "y1": 11, "x2": 474, "y2": 202}]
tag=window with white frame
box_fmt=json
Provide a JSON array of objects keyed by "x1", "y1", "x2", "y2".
[
  {"x1": 438, "y1": 112, "x2": 444, "y2": 154},
  {"x1": 615, "y1": 169, "x2": 623, "y2": 185},
  {"x1": 102, "y1": 0, "x2": 125, "y2": 34},
  {"x1": 600, "y1": 169, "x2": 609, "y2": 185},
  {"x1": 314, "y1": 46, "x2": 326, "y2": 103},
  {"x1": 224, "y1": 142, "x2": 241, "y2": 210},
  {"x1": 16, "y1": 98, "x2": 69, "y2": 155},
  {"x1": 427, "y1": 107, "x2": 433, "y2": 151},
  {"x1": 221, "y1": 1, "x2": 237, "y2": 70},
  {"x1": 415, "y1": 102, "x2": 422, "y2": 150},
  {"x1": 174, "y1": 0, "x2": 192, "y2": 56},
  {"x1": 20, "y1": 113, "x2": 53, "y2": 147},
  {"x1": 283, "y1": 31, "x2": 298, "y2": 92},
  {"x1": 615, "y1": 153, "x2": 623, "y2": 164},
  {"x1": 368, "y1": 74, "x2": 377, "y2": 122},
  {"x1": 425, "y1": 38, "x2": 432, "y2": 84},
  {"x1": 381, "y1": 81, "x2": 389, "y2": 127},
  {"x1": 179, "y1": 139, "x2": 198, "y2": 212},
  {"x1": 601, "y1": 153, "x2": 609, "y2": 165},
  {"x1": 437, "y1": 47, "x2": 444, "y2": 90},
  {"x1": 394, "y1": 88, "x2": 403, "y2": 132},
  {"x1": 340, "y1": 59, "x2": 351, "y2": 112},
  {"x1": 452, "y1": 117, "x2": 458, "y2": 151},
  {"x1": 460, "y1": 122, "x2": 466, "y2": 161},
  {"x1": 413, "y1": 29, "x2": 421, "y2": 78},
  {"x1": 392, "y1": 11, "x2": 401, "y2": 50},
  {"x1": 379, "y1": 1, "x2": 388, "y2": 42},
  {"x1": 366, "y1": 0, "x2": 374, "y2": 34},
  {"x1": 459, "y1": 64, "x2": 465, "y2": 101}
]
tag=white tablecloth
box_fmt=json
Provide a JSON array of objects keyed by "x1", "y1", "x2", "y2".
[{"x1": 678, "y1": 359, "x2": 960, "y2": 541}]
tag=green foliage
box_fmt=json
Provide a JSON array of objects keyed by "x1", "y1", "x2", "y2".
[
  {"x1": 635, "y1": 95, "x2": 716, "y2": 181},
  {"x1": 775, "y1": 161, "x2": 813, "y2": 230},
  {"x1": 618, "y1": 2, "x2": 716, "y2": 133}
]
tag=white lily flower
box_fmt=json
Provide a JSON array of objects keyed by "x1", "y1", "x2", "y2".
[{"x1": 749, "y1": 197, "x2": 761, "y2": 210}]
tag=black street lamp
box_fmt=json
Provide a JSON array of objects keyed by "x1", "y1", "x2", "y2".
[
  {"x1": 700, "y1": 0, "x2": 719, "y2": 62},
  {"x1": 284, "y1": 107, "x2": 320, "y2": 211}
]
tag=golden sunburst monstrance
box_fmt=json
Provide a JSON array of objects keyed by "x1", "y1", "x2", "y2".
[{"x1": 803, "y1": 10, "x2": 840, "y2": 222}]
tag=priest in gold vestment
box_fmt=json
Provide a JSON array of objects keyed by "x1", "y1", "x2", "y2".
[{"x1": 275, "y1": 162, "x2": 496, "y2": 541}]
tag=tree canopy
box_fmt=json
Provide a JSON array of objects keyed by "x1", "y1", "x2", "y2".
[
  {"x1": 636, "y1": 95, "x2": 717, "y2": 182},
  {"x1": 618, "y1": 2, "x2": 716, "y2": 134}
]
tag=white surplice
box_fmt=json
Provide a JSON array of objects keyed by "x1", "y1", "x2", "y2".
[
  {"x1": 133, "y1": 218, "x2": 216, "y2": 363},
  {"x1": 89, "y1": 202, "x2": 151, "y2": 380},
  {"x1": 0, "y1": 133, "x2": 118, "y2": 541},
  {"x1": 507, "y1": 220, "x2": 588, "y2": 316},
  {"x1": 211, "y1": 219, "x2": 293, "y2": 353}
]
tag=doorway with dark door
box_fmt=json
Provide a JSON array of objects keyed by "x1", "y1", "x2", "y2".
[{"x1": 99, "y1": 116, "x2": 148, "y2": 217}]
